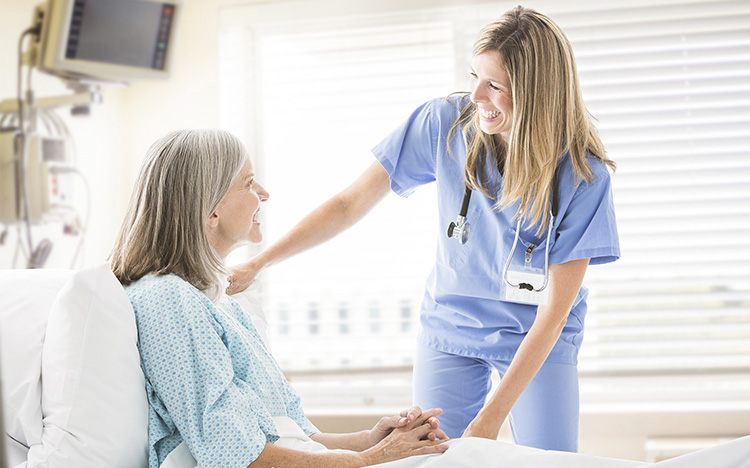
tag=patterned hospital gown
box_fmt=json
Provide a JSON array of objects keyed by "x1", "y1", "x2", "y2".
[{"x1": 126, "y1": 273, "x2": 318, "y2": 468}]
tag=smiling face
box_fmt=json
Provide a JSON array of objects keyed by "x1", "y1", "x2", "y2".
[
  {"x1": 207, "y1": 158, "x2": 269, "y2": 258},
  {"x1": 469, "y1": 50, "x2": 514, "y2": 145}
]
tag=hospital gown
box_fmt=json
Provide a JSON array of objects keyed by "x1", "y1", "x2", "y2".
[{"x1": 126, "y1": 273, "x2": 318, "y2": 468}]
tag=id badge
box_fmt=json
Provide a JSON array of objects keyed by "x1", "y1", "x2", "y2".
[{"x1": 504, "y1": 267, "x2": 549, "y2": 306}]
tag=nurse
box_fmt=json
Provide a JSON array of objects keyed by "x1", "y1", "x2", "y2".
[{"x1": 228, "y1": 6, "x2": 619, "y2": 452}]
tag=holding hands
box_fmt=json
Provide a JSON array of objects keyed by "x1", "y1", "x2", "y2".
[{"x1": 362, "y1": 407, "x2": 449, "y2": 465}]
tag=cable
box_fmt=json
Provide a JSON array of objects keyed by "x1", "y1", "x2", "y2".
[
  {"x1": 0, "y1": 111, "x2": 14, "y2": 128},
  {"x1": 67, "y1": 167, "x2": 90, "y2": 268},
  {"x1": 23, "y1": 54, "x2": 36, "y2": 132},
  {"x1": 12, "y1": 238, "x2": 21, "y2": 268},
  {"x1": 12, "y1": 224, "x2": 29, "y2": 268},
  {"x1": 17, "y1": 26, "x2": 39, "y2": 135},
  {"x1": 28, "y1": 238, "x2": 52, "y2": 268},
  {"x1": 18, "y1": 133, "x2": 34, "y2": 260},
  {"x1": 39, "y1": 109, "x2": 54, "y2": 135},
  {"x1": 17, "y1": 25, "x2": 43, "y2": 268}
]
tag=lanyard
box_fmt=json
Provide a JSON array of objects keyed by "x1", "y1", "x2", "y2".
[{"x1": 447, "y1": 173, "x2": 559, "y2": 296}]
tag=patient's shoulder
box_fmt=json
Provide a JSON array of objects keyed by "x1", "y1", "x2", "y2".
[
  {"x1": 126, "y1": 273, "x2": 209, "y2": 314},
  {"x1": 127, "y1": 272, "x2": 185, "y2": 296},
  {"x1": 127, "y1": 273, "x2": 225, "y2": 341}
]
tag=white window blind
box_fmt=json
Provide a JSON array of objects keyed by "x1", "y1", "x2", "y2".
[
  {"x1": 219, "y1": 0, "x2": 750, "y2": 411},
  {"x1": 554, "y1": 1, "x2": 750, "y2": 378},
  {"x1": 220, "y1": 8, "x2": 458, "y2": 375}
]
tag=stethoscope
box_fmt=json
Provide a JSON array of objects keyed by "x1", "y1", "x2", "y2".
[
  {"x1": 447, "y1": 175, "x2": 559, "y2": 293},
  {"x1": 446, "y1": 185, "x2": 473, "y2": 244}
]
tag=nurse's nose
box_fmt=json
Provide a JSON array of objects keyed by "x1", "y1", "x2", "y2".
[{"x1": 469, "y1": 81, "x2": 486, "y2": 104}]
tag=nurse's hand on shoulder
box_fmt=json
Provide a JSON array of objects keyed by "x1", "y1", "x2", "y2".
[
  {"x1": 226, "y1": 257, "x2": 262, "y2": 295},
  {"x1": 366, "y1": 406, "x2": 446, "y2": 448},
  {"x1": 462, "y1": 412, "x2": 501, "y2": 440}
]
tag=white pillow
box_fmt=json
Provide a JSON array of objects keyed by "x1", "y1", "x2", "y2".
[
  {"x1": 0, "y1": 268, "x2": 73, "y2": 450},
  {"x1": 25, "y1": 263, "x2": 148, "y2": 468}
]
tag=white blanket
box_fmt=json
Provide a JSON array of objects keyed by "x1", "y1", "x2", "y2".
[
  {"x1": 163, "y1": 416, "x2": 750, "y2": 468},
  {"x1": 272, "y1": 416, "x2": 642, "y2": 468}
]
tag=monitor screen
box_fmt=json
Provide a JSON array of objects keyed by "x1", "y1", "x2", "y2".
[
  {"x1": 38, "y1": 0, "x2": 179, "y2": 83},
  {"x1": 65, "y1": 0, "x2": 174, "y2": 70}
]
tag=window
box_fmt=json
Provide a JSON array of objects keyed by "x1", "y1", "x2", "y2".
[
  {"x1": 219, "y1": 0, "x2": 750, "y2": 414},
  {"x1": 400, "y1": 300, "x2": 413, "y2": 333},
  {"x1": 308, "y1": 303, "x2": 319, "y2": 335},
  {"x1": 338, "y1": 305, "x2": 350, "y2": 334},
  {"x1": 221, "y1": 3, "x2": 454, "y2": 375}
]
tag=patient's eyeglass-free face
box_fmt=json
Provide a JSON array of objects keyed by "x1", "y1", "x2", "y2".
[{"x1": 210, "y1": 158, "x2": 269, "y2": 255}]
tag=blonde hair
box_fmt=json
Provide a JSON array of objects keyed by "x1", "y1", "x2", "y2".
[
  {"x1": 110, "y1": 129, "x2": 247, "y2": 301},
  {"x1": 449, "y1": 6, "x2": 615, "y2": 234}
]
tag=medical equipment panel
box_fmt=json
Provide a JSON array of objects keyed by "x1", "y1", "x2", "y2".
[{"x1": 35, "y1": 0, "x2": 179, "y2": 83}]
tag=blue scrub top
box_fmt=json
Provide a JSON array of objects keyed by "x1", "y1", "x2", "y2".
[{"x1": 372, "y1": 95, "x2": 620, "y2": 364}]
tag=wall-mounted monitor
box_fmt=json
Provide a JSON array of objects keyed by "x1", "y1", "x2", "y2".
[{"x1": 35, "y1": 0, "x2": 180, "y2": 84}]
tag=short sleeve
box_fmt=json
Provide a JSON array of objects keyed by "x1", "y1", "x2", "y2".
[
  {"x1": 549, "y1": 163, "x2": 620, "y2": 266},
  {"x1": 371, "y1": 99, "x2": 439, "y2": 197},
  {"x1": 134, "y1": 280, "x2": 266, "y2": 467}
]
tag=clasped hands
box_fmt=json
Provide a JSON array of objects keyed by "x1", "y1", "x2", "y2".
[{"x1": 362, "y1": 406, "x2": 449, "y2": 465}]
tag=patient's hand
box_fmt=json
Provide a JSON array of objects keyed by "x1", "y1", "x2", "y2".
[
  {"x1": 227, "y1": 257, "x2": 262, "y2": 295},
  {"x1": 366, "y1": 406, "x2": 445, "y2": 448},
  {"x1": 363, "y1": 408, "x2": 449, "y2": 465}
]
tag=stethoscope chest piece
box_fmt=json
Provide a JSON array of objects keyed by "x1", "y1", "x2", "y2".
[
  {"x1": 446, "y1": 185, "x2": 473, "y2": 244},
  {"x1": 447, "y1": 217, "x2": 470, "y2": 244}
]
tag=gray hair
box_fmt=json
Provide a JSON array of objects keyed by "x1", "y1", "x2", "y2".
[{"x1": 111, "y1": 129, "x2": 247, "y2": 301}]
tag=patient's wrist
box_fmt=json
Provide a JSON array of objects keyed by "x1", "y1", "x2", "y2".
[
  {"x1": 358, "y1": 429, "x2": 375, "y2": 451},
  {"x1": 358, "y1": 446, "x2": 378, "y2": 466}
]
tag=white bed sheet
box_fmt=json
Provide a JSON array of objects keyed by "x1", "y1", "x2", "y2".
[{"x1": 163, "y1": 416, "x2": 750, "y2": 468}]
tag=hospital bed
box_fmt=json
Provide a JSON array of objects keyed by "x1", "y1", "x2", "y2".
[{"x1": 1, "y1": 264, "x2": 748, "y2": 468}]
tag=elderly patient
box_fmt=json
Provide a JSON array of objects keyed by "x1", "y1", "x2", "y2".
[{"x1": 109, "y1": 129, "x2": 448, "y2": 468}]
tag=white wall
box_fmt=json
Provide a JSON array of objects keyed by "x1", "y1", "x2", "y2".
[{"x1": 0, "y1": 0, "x2": 229, "y2": 268}]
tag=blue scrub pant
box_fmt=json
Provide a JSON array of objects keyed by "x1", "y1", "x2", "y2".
[{"x1": 412, "y1": 343, "x2": 579, "y2": 452}]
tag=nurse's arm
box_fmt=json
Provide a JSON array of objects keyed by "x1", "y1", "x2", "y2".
[
  {"x1": 462, "y1": 257, "x2": 590, "y2": 440},
  {"x1": 228, "y1": 161, "x2": 391, "y2": 294}
]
